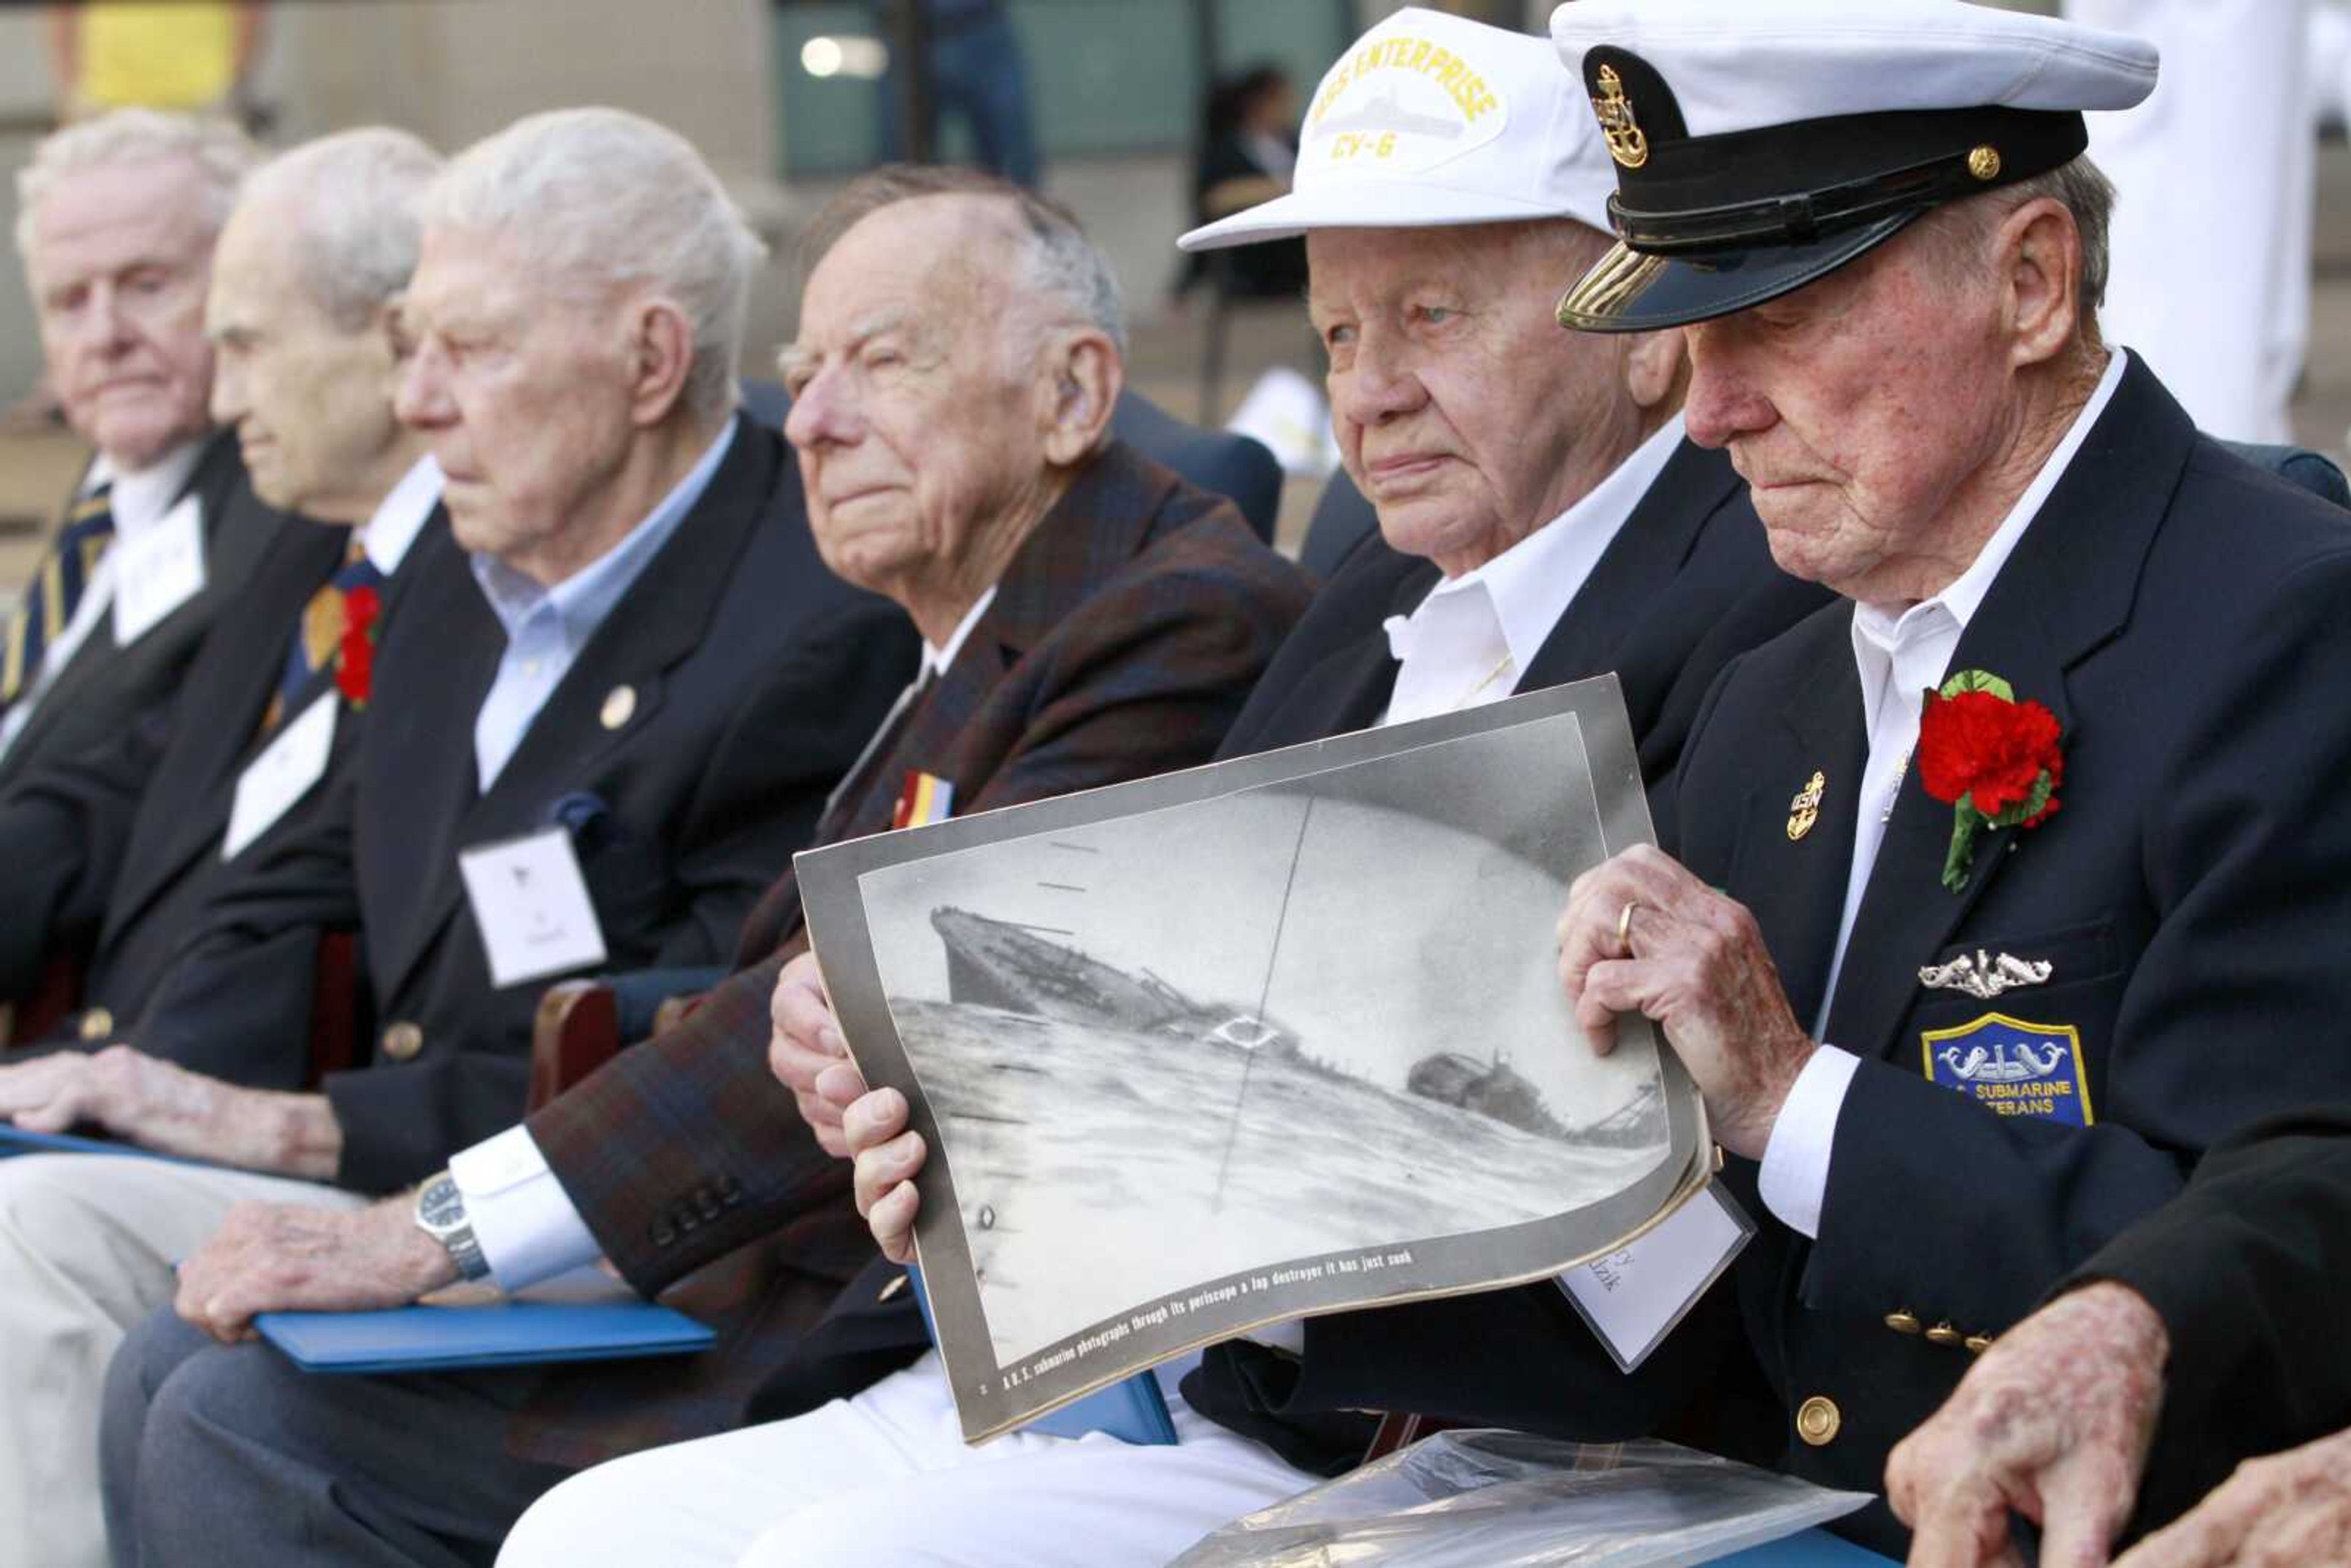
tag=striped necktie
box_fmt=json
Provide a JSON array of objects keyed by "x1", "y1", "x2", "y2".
[
  {"x1": 0, "y1": 485, "x2": 116, "y2": 711},
  {"x1": 258, "y1": 539, "x2": 386, "y2": 737}
]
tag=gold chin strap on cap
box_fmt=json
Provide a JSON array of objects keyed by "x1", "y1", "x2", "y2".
[{"x1": 1556, "y1": 242, "x2": 1670, "y2": 331}]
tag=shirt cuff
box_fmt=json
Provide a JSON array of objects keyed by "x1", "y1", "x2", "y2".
[
  {"x1": 448, "y1": 1125, "x2": 602, "y2": 1292},
  {"x1": 1756, "y1": 1046, "x2": 1862, "y2": 1240}
]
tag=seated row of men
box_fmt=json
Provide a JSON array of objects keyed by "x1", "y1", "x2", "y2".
[{"x1": 0, "y1": 1, "x2": 2345, "y2": 1564}]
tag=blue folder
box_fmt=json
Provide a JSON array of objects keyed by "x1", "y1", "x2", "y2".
[
  {"x1": 1710, "y1": 1529, "x2": 1901, "y2": 1566},
  {"x1": 0, "y1": 1124, "x2": 205, "y2": 1165},
  {"x1": 256, "y1": 1297, "x2": 716, "y2": 1374},
  {"x1": 906, "y1": 1265, "x2": 1178, "y2": 1446}
]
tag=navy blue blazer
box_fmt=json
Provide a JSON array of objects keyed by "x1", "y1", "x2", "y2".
[
  {"x1": 136, "y1": 417, "x2": 920, "y2": 1193},
  {"x1": 0, "y1": 508, "x2": 446, "y2": 1032},
  {"x1": 1194, "y1": 359, "x2": 2351, "y2": 1553}
]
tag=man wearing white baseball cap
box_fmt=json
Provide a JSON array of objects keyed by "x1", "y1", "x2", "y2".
[
  {"x1": 1528, "y1": 0, "x2": 2351, "y2": 1558},
  {"x1": 1178, "y1": 7, "x2": 1826, "y2": 811}
]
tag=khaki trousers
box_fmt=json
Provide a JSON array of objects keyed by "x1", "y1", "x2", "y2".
[{"x1": 0, "y1": 1152, "x2": 363, "y2": 1568}]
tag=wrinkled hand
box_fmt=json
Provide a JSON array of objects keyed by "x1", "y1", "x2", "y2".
[
  {"x1": 834, "y1": 1075, "x2": 924, "y2": 1266},
  {"x1": 174, "y1": 1197, "x2": 456, "y2": 1343},
  {"x1": 1556, "y1": 845, "x2": 1815, "y2": 1158},
  {"x1": 770, "y1": 950, "x2": 852, "y2": 1158},
  {"x1": 1891, "y1": 1282, "x2": 2170, "y2": 1568},
  {"x1": 0, "y1": 1045, "x2": 342, "y2": 1176},
  {"x1": 2111, "y1": 1428, "x2": 2351, "y2": 1568}
]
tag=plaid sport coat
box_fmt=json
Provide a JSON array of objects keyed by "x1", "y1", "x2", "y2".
[{"x1": 509, "y1": 439, "x2": 1311, "y2": 1466}]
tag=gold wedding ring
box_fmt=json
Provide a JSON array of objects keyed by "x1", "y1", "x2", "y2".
[{"x1": 1616, "y1": 899, "x2": 1641, "y2": 955}]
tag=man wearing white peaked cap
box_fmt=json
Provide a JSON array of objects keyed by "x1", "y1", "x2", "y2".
[{"x1": 1534, "y1": 0, "x2": 2351, "y2": 1559}]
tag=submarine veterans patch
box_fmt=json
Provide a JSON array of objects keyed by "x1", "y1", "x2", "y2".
[{"x1": 1920, "y1": 1012, "x2": 2092, "y2": 1126}]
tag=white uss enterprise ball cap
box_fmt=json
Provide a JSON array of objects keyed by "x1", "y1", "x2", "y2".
[{"x1": 1179, "y1": 6, "x2": 1616, "y2": 252}]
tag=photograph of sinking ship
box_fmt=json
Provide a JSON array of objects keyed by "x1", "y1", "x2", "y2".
[{"x1": 799, "y1": 680, "x2": 1707, "y2": 1440}]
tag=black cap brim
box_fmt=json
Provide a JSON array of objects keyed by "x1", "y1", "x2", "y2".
[{"x1": 1556, "y1": 210, "x2": 1921, "y2": 333}]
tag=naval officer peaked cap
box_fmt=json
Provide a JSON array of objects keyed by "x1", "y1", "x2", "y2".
[
  {"x1": 1547, "y1": 0, "x2": 2158, "y2": 332},
  {"x1": 1179, "y1": 6, "x2": 1618, "y2": 251}
]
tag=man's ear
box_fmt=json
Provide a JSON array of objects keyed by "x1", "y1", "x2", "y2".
[
  {"x1": 1622, "y1": 327, "x2": 1689, "y2": 414},
  {"x1": 1997, "y1": 198, "x2": 2083, "y2": 371},
  {"x1": 626, "y1": 297, "x2": 697, "y2": 426},
  {"x1": 1040, "y1": 327, "x2": 1122, "y2": 467}
]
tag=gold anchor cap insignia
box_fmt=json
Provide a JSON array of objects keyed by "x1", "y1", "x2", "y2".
[
  {"x1": 601, "y1": 685, "x2": 637, "y2": 731},
  {"x1": 1592, "y1": 64, "x2": 1649, "y2": 170},
  {"x1": 1787, "y1": 770, "x2": 1826, "y2": 841}
]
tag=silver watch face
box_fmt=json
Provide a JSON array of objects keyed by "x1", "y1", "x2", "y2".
[{"x1": 418, "y1": 1177, "x2": 465, "y2": 1231}]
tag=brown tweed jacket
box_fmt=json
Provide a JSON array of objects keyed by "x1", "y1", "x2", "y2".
[{"x1": 509, "y1": 439, "x2": 1311, "y2": 1466}]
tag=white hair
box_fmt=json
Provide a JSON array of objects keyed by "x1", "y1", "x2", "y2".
[
  {"x1": 239, "y1": 129, "x2": 442, "y2": 330},
  {"x1": 422, "y1": 108, "x2": 762, "y2": 421},
  {"x1": 14, "y1": 108, "x2": 258, "y2": 264}
]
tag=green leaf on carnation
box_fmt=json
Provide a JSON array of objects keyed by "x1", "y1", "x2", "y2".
[
  {"x1": 1939, "y1": 669, "x2": 2015, "y2": 703},
  {"x1": 1989, "y1": 769, "x2": 2057, "y2": 829}
]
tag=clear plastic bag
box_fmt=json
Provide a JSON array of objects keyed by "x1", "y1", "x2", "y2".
[{"x1": 1167, "y1": 1432, "x2": 1871, "y2": 1568}]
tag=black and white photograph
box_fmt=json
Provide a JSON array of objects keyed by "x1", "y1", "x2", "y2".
[{"x1": 798, "y1": 678, "x2": 1709, "y2": 1440}]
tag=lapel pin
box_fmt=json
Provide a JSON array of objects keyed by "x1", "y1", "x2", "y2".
[
  {"x1": 1787, "y1": 770, "x2": 1826, "y2": 841},
  {"x1": 1918, "y1": 949, "x2": 2055, "y2": 1000},
  {"x1": 600, "y1": 685, "x2": 636, "y2": 732}
]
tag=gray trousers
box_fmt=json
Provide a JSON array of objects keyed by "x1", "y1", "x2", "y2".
[{"x1": 101, "y1": 1307, "x2": 574, "y2": 1567}]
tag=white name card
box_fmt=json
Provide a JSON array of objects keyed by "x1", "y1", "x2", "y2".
[
  {"x1": 1558, "y1": 1182, "x2": 1753, "y2": 1373},
  {"x1": 222, "y1": 694, "x2": 339, "y2": 861},
  {"x1": 457, "y1": 827, "x2": 609, "y2": 989},
  {"x1": 111, "y1": 495, "x2": 206, "y2": 647}
]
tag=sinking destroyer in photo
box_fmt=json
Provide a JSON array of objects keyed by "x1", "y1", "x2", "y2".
[{"x1": 927, "y1": 906, "x2": 1658, "y2": 1146}]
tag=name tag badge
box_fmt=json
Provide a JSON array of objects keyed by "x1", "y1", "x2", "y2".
[
  {"x1": 1556, "y1": 1182, "x2": 1754, "y2": 1373},
  {"x1": 111, "y1": 496, "x2": 208, "y2": 647},
  {"x1": 221, "y1": 694, "x2": 338, "y2": 861},
  {"x1": 457, "y1": 827, "x2": 610, "y2": 989}
]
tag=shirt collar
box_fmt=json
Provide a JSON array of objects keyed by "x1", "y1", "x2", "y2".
[
  {"x1": 924, "y1": 585, "x2": 999, "y2": 680},
  {"x1": 1850, "y1": 349, "x2": 2129, "y2": 667},
  {"x1": 1402, "y1": 413, "x2": 1685, "y2": 677},
  {"x1": 88, "y1": 437, "x2": 207, "y2": 537},
  {"x1": 471, "y1": 418, "x2": 736, "y2": 647},
  {"x1": 355, "y1": 454, "x2": 444, "y2": 576}
]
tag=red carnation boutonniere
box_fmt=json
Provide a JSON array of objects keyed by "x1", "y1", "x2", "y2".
[
  {"x1": 336, "y1": 585, "x2": 383, "y2": 710},
  {"x1": 1916, "y1": 669, "x2": 2064, "y2": 893}
]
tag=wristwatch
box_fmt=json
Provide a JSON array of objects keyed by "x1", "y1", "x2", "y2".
[{"x1": 414, "y1": 1171, "x2": 491, "y2": 1281}]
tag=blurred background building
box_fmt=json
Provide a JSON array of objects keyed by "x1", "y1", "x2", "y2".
[{"x1": 1, "y1": 0, "x2": 2345, "y2": 563}]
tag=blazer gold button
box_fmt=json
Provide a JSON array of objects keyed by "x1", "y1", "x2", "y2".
[
  {"x1": 78, "y1": 1007, "x2": 114, "y2": 1043},
  {"x1": 1795, "y1": 1395, "x2": 1841, "y2": 1447},
  {"x1": 1965, "y1": 1334, "x2": 1994, "y2": 1354},
  {"x1": 601, "y1": 685, "x2": 636, "y2": 730},
  {"x1": 381, "y1": 1021, "x2": 424, "y2": 1060},
  {"x1": 1925, "y1": 1322, "x2": 1965, "y2": 1347},
  {"x1": 1884, "y1": 1310, "x2": 1922, "y2": 1335}
]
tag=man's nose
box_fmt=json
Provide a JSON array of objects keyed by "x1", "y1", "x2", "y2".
[
  {"x1": 1681, "y1": 324, "x2": 1775, "y2": 449},
  {"x1": 392, "y1": 340, "x2": 455, "y2": 429},
  {"x1": 77, "y1": 283, "x2": 136, "y2": 356},
  {"x1": 1332, "y1": 326, "x2": 1425, "y2": 429},
  {"x1": 782, "y1": 364, "x2": 861, "y2": 451}
]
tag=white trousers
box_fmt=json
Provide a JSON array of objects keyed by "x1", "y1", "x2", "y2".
[
  {"x1": 498, "y1": 1351, "x2": 1318, "y2": 1567},
  {"x1": 2068, "y1": 0, "x2": 2311, "y2": 444},
  {"x1": 0, "y1": 1153, "x2": 363, "y2": 1568}
]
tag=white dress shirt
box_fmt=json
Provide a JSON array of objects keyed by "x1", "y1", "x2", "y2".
[
  {"x1": 0, "y1": 438, "x2": 206, "y2": 761},
  {"x1": 1382, "y1": 415, "x2": 1684, "y2": 727},
  {"x1": 354, "y1": 454, "x2": 443, "y2": 577},
  {"x1": 459, "y1": 579, "x2": 1002, "y2": 1289},
  {"x1": 1757, "y1": 350, "x2": 2130, "y2": 1238},
  {"x1": 469, "y1": 422, "x2": 733, "y2": 791}
]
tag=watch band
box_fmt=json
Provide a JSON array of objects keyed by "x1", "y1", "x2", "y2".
[{"x1": 414, "y1": 1172, "x2": 492, "y2": 1282}]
